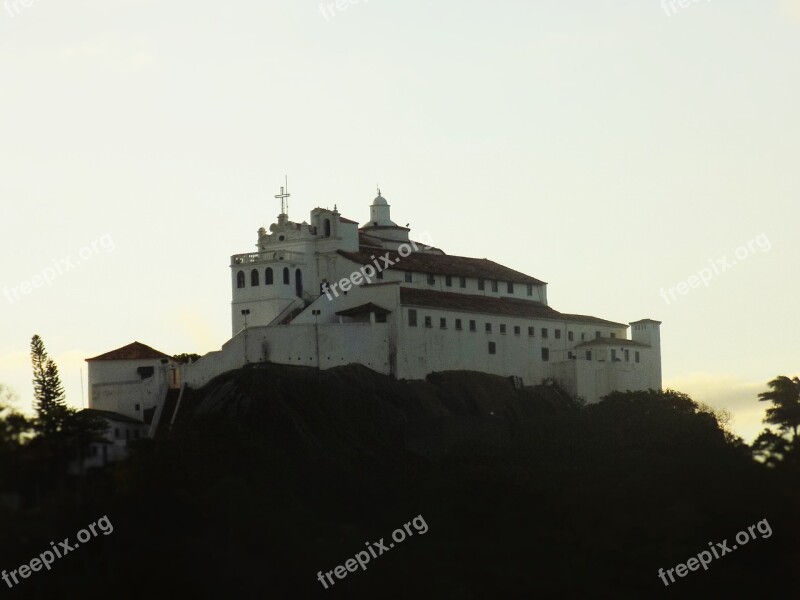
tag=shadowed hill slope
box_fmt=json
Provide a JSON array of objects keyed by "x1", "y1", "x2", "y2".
[
  {"x1": 173, "y1": 364, "x2": 577, "y2": 463},
  {"x1": 2, "y1": 365, "x2": 798, "y2": 599}
]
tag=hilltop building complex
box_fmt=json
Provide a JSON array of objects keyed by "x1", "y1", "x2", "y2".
[{"x1": 84, "y1": 188, "x2": 662, "y2": 450}]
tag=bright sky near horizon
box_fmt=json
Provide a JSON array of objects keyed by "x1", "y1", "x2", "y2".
[{"x1": 1, "y1": 1, "x2": 799, "y2": 442}]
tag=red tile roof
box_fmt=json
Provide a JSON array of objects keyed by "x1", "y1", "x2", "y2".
[
  {"x1": 86, "y1": 341, "x2": 172, "y2": 362},
  {"x1": 339, "y1": 216, "x2": 359, "y2": 224},
  {"x1": 338, "y1": 247, "x2": 546, "y2": 285},
  {"x1": 399, "y1": 288, "x2": 627, "y2": 327},
  {"x1": 360, "y1": 225, "x2": 411, "y2": 231}
]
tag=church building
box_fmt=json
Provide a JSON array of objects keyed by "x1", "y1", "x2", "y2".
[
  {"x1": 85, "y1": 186, "x2": 662, "y2": 435},
  {"x1": 180, "y1": 187, "x2": 663, "y2": 402}
]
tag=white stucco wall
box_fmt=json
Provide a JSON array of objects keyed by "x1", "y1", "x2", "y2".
[
  {"x1": 551, "y1": 353, "x2": 659, "y2": 403},
  {"x1": 631, "y1": 320, "x2": 663, "y2": 390},
  {"x1": 184, "y1": 319, "x2": 393, "y2": 389},
  {"x1": 88, "y1": 359, "x2": 176, "y2": 420},
  {"x1": 393, "y1": 303, "x2": 630, "y2": 389}
]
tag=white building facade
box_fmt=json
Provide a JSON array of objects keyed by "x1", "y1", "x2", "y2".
[
  {"x1": 178, "y1": 190, "x2": 662, "y2": 403},
  {"x1": 86, "y1": 341, "x2": 179, "y2": 421},
  {"x1": 84, "y1": 342, "x2": 182, "y2": 444}
]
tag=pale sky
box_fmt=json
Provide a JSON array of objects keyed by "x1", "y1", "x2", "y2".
[{"x1": 2, "y1": 1, "x2": 799, "y2": 442}]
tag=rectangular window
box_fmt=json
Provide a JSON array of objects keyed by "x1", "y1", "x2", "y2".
[
  {"x1": 514, "y1": 326, "x2": 520, "y2": 335},
  {"x1": 424, "y1": 316, "x2": 432, "y2": 328},
  {"x1": 596, "y1": 331, "x2": 601, "y2": 338},
  {"x1": 526, "y1": 284, "x2": 533, "y2": 296},
  {"x1": 541, "y1": 348, "x2": 549, "y2": 361},
  {"x1": 528, "y1": 326, "x2": 535, "y2": 336},
  {"x1": 611, "y1": 349, "x2": 618, "y2": 361},
  {"x1": 581, "y1": 333, "x2": 586, "y2": 340},
  {"x1": 377, "y1": 270, "x2": 384, "y2": 280},
  {"x1": 500, "y1": 324, "x2": 506, "y2": 334},
  {"x1": 485, "y1": 323, "x2": 492, "y2": 333},
  {"x1": 491, "y1": 280, "x2": 498, "y2": 292},
  {"x1": 440, "y1": 317, "x2": 447, "y2": 329},
  {"x1": 585, "y1": 351, "x2": 592, "y2": 361},
  {"x1": 568, "y1": 331, "x2": 574, "y2": 342},
  {"x1": 445, "y1": 275, "x2": 452, "y2": 287},
  {"x1": 405, "y1": 271, "x2": 413, "y2": 283},
  {"x1": 114, "y1": 428, "x2": 120, "y2": 439},
  {"x1": 469, "y1": 320, "x2": 476, "y2": 332},
  {"x1": 624, "y1": 349, "x2": 630, "y2": 362},
  {"x1": 135, "y1": 404, "x2": 140, "y2": 411},
  {"x1": 541, "y1": 328, "x2": 548, "y2": 339},
  {"x1": 507, "y1": 282, "x2": 514, "y2": 294},
  {"x1": 567, "y1": 351, "x2": 574, "y2": 359},
  {"x1": 459, "y1": 277, "x2": 466, "y2": 288},
  {"x1": 478, "y1": 279, "x2": 485, "y2": 291},
  {"x1": 376, "y1": 313, "x2": 387, "y2": 323},
  {"x1": 635, "y1": 351, "x2": 640, "y2": 363},
  {"x1": 610, "y1": 333, "x2": 616, "y2": 339},
  {"x1": 555, "y1": 329, "x2": 561, "y2": 339},
  {"x1": 488, "y1": 342, "x2": 496, "y2": 355},
  {"x1": 409, "y1": 309, "x2": 417, "y2": 327},
  {"x1": 427, "y1": 274, "x2": 435, "y2": 285},
  {"x1": 456, "y1": 319, "x2": 463, "y2": 330}
]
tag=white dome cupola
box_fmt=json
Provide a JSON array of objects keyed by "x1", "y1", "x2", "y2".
[{"x1": 369, "y1": 188, "x2": 396, "y2": 226}]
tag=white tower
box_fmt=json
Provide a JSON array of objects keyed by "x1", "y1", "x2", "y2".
[
  {"x1": 362, "y1": 189, "x2": 411, "y2": 244},
  {"x1": 369, "y1": 189, "x2": 396, "y2": 226},
  {"x1": 630, "y1": 319, "x2": 662, "y2": 390}
]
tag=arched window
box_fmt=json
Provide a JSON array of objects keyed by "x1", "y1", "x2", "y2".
[
  {"x1": 251, "y1": 269, "x2": 259, "y2": 286},
  {"x1": 237, "y1": 271, "x2": 245, "y2": 288},
  {"x1": 265, "y1": 267, "x2": 273, "y2": 285},
  {"x1": 324, "y1": 218, "x2": 331, "y2": 237},
  {"x1": 295, "y1": 269, "x2": 303, "y2": 297},
  {"x1": 283, "y1": 267, "x2": 290, "y2": 284}
]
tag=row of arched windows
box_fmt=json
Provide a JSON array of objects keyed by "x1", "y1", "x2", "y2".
[
  {"x1": 237, "y1": 267, "x2": 289, "y2": 288},
  {"x1": 236, "y1": 268, "x2": 302, "y2": 296}
]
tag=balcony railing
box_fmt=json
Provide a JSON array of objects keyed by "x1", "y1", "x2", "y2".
[{"x1": 231, "y1": 250, "x2": 306, "y2": 265}]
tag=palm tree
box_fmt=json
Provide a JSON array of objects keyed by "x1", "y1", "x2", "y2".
[{"x1": 758, "y1": 376, "x2": 800, "y2": 440}]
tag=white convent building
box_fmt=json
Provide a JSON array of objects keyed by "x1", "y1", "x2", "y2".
[{"x1": 86, "y1": 188, "x2": 662, "y2": 437}]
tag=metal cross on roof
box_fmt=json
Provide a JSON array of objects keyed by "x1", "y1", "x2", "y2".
[{"x1": 275, "y1": 176, "x2": 290, "y2": 216}]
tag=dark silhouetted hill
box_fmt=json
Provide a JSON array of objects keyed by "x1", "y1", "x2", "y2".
[{"x1": 1, "y1": 364, "x2": 797, "y2": 599}]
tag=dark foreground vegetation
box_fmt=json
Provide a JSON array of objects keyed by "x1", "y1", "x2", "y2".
[{"x1": 1, "y1": 363, "x2": 799, "y2": 599}]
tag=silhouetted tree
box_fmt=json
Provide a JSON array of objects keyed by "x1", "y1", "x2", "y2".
[
  {"x1": 758, "y1": 375, "x2": 800, "y2": 440},
  {"x1": 30, "y1": 334, "x2": 69, "y2": 438},
  {"x1": 173, "y1": 353, "x2": 201, "y2": 364},
  {"x1": 27, "y1": 337, "x2": 106, "y2": 485},
  {"x1": 752, "y1": 376, "x2": 800, "y2": 468},
  {"x1": 752, "y1": 429, "x2": 796, "y2": 468},
  {"x1": 0, "y1": 385, "x2": 32, "y2": 494}
]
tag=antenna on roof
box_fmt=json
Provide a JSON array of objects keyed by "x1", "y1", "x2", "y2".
[{"x1": 275, "y1": 175, "x2": 291, "y2": 217}]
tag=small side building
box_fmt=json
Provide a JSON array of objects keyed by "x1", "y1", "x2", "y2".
[
  {"x1": 85, "y1": 341, "x2": 180, "y2": 430},
  {"x1": 70, "y1": 408, "x2": 149, "y2": 473}
]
